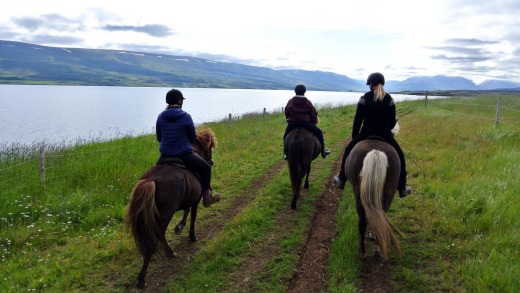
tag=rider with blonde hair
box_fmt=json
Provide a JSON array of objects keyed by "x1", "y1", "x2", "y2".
[{"x1": 333, "y1": 72, "x2": 412, "y2": 198}]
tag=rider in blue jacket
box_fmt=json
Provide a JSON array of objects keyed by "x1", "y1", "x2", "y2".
[{"x1": 156, "y1": 89, "x2": 220, "y2": 207}]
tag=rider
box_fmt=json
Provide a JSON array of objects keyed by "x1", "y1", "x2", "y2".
[
  {"x1": 283, "y1": 84, "x2": 331, "y2": 159},
  {"x1": 156, "y1": 88, "x2": 220, "y2": 207},
  {"x1": 333, "y1": 72, "x2": 412, "y2": 198}
]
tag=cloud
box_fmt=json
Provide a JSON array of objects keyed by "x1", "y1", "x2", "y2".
[
  {"x1": 13, "y1": 14, "x2": 83, "y2": 31},
  {"x1": 29, "y1": 34, "x2": 83, "y2": 45},
  {"x1": 102, "y1": 24, "x2": 173, "y2": 37},
  {"x1": 431, "y1": 54, "x2": 490, "y2": 63}
]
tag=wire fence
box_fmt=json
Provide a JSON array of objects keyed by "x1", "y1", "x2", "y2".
[{"x1": 1, "y1": 95, "x2": 519, "y2": 200}]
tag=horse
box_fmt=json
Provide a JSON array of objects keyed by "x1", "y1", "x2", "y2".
[
  {"x1": 284, "y1": 127, "x2": 321, "y2": 209},
  {"x1": 124, "y1": 128, "x2": 217, "y2": 289},
  {"x1": 345, "y1": 138, "x2": 404, "y2": 260}
]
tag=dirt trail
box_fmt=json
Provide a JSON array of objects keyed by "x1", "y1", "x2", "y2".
[{"x1": 123, "y1": 151, "x2": 393, "y2": 292}]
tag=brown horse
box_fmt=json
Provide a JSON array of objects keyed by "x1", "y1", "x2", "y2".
[
  {"x1": 124, "y1": 128, "x2": 217, "y2": 289},
  {"x1": 345, "y1": 138, "x2": 404, "y2": 259},
  {"x1": 284, "y1": 128, "x2": 321, "y2": 209}
]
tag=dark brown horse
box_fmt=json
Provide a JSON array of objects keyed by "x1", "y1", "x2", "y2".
[
  {"x1": 124, "y1": 128, "x2": 217, "y2": 289},
  {"x1": 284, "y1": 128, "x2": 320, "y2": 209},
  {"x1": 345, "y1": 138, "x2": 404, "y2": 259}
]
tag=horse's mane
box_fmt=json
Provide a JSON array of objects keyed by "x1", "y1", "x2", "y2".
[{"x1": 196, "y1": 128, "x2": 218, "y2": 150}]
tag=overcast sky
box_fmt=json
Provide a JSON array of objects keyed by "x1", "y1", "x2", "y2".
[{"x1": 1, "y1": 0, "x2": 519, "y2": 84}]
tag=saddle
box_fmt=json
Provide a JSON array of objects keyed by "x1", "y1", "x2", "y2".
[
  {"x1": 158, "y1": 157, "x2": 202, "y2": 182},
  {"x1": 366, "y1": 135, "x2": 386, "y2": 142},
  {"x1": 160, "y1": 157, "x2": 186, "y2": 168}
]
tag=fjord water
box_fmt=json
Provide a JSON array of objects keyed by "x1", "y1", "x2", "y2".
[{"x1": 0, "y1": 85, "x2": 423, "y2": 146}]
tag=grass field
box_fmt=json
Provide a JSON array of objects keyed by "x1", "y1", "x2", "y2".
[{"x1": 1, "y1": 93, "x2": 519, "y2": 292}]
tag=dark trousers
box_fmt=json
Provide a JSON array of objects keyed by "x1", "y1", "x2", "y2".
[
  {"x1": 340, "y1": 133, "x2": 407, "y2": 189},
  {"x1": 157, "y1": 152, "x2": 211, "y2": 190},
  {"x1": 283, "y1": 121, "x2": 326, "y2": 153}
]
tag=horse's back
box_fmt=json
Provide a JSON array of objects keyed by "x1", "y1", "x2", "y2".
[
  {"x1": 140, "y1": 164, "x2": 201, "y2": 210},
  {"x1": 284, "y1": 128, "x2": 320, "y2": 160}
]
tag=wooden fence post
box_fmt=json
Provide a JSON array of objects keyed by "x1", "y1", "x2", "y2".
[
  {"x1": 495, "y1": 97, "x2": 501, "y2": 127},
  {"x1": 263, "y1": 108, "x2": 266, "y2": 117},
  {"x1": 425, "y1": 91, "x2": 428, "y2": 107},
  {"x1": 39, "y1": 146, "x2": 45, "y2": 191}
]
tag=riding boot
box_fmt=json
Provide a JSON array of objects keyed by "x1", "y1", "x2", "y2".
[
  {"x1": 201, "y1": 189, "x2": 220, "y2": 207},
  {"x1": 333, "y1": 169, "x2": 347, "y2": 189},
  {"x1": 398, "y1": 174, "x2": 412, "y2": 198},
  {"x1": 321, "y1": 148, "x2": 331, "y2": 158}
]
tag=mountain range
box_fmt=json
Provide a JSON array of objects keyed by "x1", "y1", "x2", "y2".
[{"x1": 1, "y1": 40, "x2": 519, "y2": 92}]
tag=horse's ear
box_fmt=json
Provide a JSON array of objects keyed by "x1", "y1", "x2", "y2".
[{"x1": 208, "y1": 128, "x2": 217, "y2": 148}]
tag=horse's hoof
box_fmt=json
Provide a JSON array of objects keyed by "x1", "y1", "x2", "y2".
[
  {"x1": 174, "y1": 224, "x2": 184, "y2": 235},
  {"x1": 136, "y1": 281, "x2": 146, "y2": 289},
  {"x1": 189, "y1": 232, "x2": 197, "y2": 242}
]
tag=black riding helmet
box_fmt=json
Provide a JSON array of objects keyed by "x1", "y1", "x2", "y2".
[
  {"x1": 294, "y1": 84, "x2": 306, "y2": 95},
  {"x1": 166, "y1": 89, "x2": 185, "y2": 105},
  {"x1": 366, "y1": 72, "x2": 385, "y2": 86}
]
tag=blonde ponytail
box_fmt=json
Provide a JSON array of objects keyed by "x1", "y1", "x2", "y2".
[{"x1": 373, "y1": 84, "x2": 386, "y2": 102}]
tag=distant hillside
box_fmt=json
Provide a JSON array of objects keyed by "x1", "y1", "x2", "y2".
[
  {"x1": 1, "y1": 40, "x2": 519, "y2": 92},
  {"x1": 0, "y1": 40, "x2": 364, "y2": 91}
]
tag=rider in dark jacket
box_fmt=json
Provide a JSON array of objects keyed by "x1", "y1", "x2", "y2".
[
  {"x1": 283, "y1": 84, "x2": 331, "y2": 159},
  {"x1": 333, "y1": 73, "x2": 412, "y2": 198},
  {"x1": 156, "y1": 89, "x2": 220, "y2": 207}
]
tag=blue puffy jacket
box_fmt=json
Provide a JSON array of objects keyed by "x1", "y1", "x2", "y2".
[{"x1": 156, "y1": 108, "x2": 196, "y2": 156}]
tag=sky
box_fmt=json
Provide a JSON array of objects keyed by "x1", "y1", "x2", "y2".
[{"x1": 1, "y1": 0, "x2": 519, "y2": 84}]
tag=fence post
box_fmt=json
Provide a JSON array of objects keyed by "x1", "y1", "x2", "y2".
[
  {"x1": 495, "y1": 97, "x2": 501, "y2": 127},
  {"x1": 263, "y1": 108, "x2": 266, "y2": 117},
  {"x1": 228, "y1": 113, "x2": 232, "y2": 127},
  {"x1": 425, "y1": 91, "x2": 428, "y2": 107},
  {"x1": 39, "y1": 146, "x2": 45, "y2": 191}
]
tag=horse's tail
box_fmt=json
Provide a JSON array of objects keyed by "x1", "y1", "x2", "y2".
[
  {"x1": 360, "y1": 149, "x2": 401, "y2": 259},
  {"x1": 124, "y1": 179, "x2": 163, "y2": 257},
  {"x1": 288, "y1": 135, "x2": 305, "y2": 189}
]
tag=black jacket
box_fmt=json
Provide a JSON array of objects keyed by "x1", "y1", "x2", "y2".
[{"x1": 352, "y1": 91, "x2": 396, "y2": 138}]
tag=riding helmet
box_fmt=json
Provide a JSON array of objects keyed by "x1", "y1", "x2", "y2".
[
  {"x1": 294, "y1": 84, "x2": 306, "y2": 95},
  {"x1": 166, "y1": 89, "x2": 185, "y2": 104},
  {"x1": 366, "y1": 72, "x2": 385, "y2": 86}
]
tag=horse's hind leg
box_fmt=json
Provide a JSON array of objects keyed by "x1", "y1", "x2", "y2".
[
  {"x1": 304, "y1": 166, "x2": 311, "y2": 189},
  {"x1": 137, "y1": 253, "x2": 152, "y2": 288},
  {"x1": 188, "y1": 203, "x2": 199, "y2": 242},
  {"x1": 174, "y1": 209, "x2": 189, "y2": 235},
  {"x1": 357, "y1": 201, "x2": 368, "y2": 258}
]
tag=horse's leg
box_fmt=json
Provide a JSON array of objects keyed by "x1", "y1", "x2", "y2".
[
  {"x1": 137, "y1": 251, "x2": 153, "y2": 288},
  {"x1": 291, "y1": 189, "x2": 298, "y2": 210},
  {"x1": 189, "y1": 203, "x2": 198, "y2": 242},
  {"x1": 158, "y1": 208, "x2": 175, "y2": 258},
  {"x1": 356, "y1": 198, "x2": 367, "y2": 258},
  {"x1": 174, "y1": 209, "x2": 189, "y2": 235},
  {"x1": 304, "y1": 164, "x2": 310, "y2": 189}
]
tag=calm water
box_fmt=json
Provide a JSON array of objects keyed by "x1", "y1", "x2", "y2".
[{"x1": 0, "y1": 85, "x2": 425, "y2": 146}]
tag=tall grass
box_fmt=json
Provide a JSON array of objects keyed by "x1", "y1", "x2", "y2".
[{"x1": 1, "y1": 95, "x2": 518, "y2": 292}]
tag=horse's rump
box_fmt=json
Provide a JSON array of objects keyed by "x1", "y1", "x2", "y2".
[
  {"x1": 345, "y1": 139, "x2": 402, "y2": 259},
  {"x1": 284, "y1": 127, "x2": 321, "y2": 209}
]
